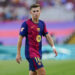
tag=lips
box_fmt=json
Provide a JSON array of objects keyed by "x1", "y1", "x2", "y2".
[{"x1": 34, "y1": 15, "x2": 38, "y2": 17}]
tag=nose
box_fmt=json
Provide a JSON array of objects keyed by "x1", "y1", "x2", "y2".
[
  {"x1": 35, "y1": 11, "x2": 38, "y2": 14},
  {"x1": 34, "y1": 12, "x2": 38, "y2": 16}
]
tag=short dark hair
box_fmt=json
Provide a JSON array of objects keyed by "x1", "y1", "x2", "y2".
[{"x1": 30, "y1": 4, "x2": 40, "y2": 10}]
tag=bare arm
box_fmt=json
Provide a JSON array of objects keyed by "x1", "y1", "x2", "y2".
[
  {"x1": 45, "y1": 33, "x2": 54, "y2": 47},
  {"x1": 16, "y1": 35, "x2": 24, "y2": 64},
  {"x1": 45, "y1": 33, "x2": 57, "y2": 56},
  {"x1": 17, "y1": 35, "x2": 23, "y2": 55}
]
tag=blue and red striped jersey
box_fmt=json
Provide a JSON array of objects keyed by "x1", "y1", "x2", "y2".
[{"x1": 19, "y1": 19, "x2": 48, "y2": 58}]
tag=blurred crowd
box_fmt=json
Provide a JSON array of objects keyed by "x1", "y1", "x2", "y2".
[{"x1": 0, "y1": 0, "x2": 75, "y2": 21}]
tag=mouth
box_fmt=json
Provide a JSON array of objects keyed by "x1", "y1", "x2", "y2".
[{"x1": 35, "y1": 15, "x2": 38, "y2": 17}]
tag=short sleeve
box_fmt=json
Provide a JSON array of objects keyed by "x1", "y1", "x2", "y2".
[
  {"x1": 19, "y1": 22, "x2": 27, "y2": 37},
  {"x1": 42, "y1": 22, "x2": 48, "y2": 36}
]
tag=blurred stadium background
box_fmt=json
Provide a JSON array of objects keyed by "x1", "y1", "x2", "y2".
[{"x1": 0, "y1": 0, "x2": 75, "y2": 75}]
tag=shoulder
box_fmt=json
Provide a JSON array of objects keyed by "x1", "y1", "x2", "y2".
[
  {"x1": 21, "y1": 21, "x2": 28, "y2": 27},
  {"x1": 26, "y1": 19, "x2": 31, "y2": 23},
  {"x1": 22, "y1": 18, "x2": 31, "y2": 25},
  {"x1": 39, "y1": 19, "x2": 45, "y2": 24},
  {"x1": 22, "y1": 21, "x2": 27, "y2": 25},
  {"x1": 39, "y1": 19, "x2": 46, "y2": 27}
]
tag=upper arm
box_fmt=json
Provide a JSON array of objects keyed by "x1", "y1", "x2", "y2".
[
  {"x1": 19, "y1": 22, "x2": 28, "y2": 37},
  {"x1": 45, "y1": 33, "x2": 48, "y2": 38},
  {"x1": 42, "y1": 22, "x2": 48, "y2": 36},
  {"x1": 18, "y1": 35, "x2": 24, "y2": 41},
  {"x1": 18, "y1": 35, "x2": 24, "y2": 43}
]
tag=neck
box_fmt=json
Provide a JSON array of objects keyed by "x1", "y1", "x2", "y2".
[{"x1": 32, "y1": 18, "x2": 39, "y2": 23}]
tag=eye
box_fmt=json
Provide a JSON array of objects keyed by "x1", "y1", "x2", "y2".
[
  {"x1": 33, "y1": 11, "x2": 36, "y2": 13},
  {"x1": 37, "y1": 10, "x2": 39, "y2": 12}
]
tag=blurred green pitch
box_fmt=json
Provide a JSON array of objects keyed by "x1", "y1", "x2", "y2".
[{"x1": 0, "y1": 60, "x2": 75, "y2": 75}]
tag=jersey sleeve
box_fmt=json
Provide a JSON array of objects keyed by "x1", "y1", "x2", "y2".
[
  {"x1": 19, "y1": 22, "x2": 27, "y2": 37},
  {"x1": 42, "y1": 22, "x2": 48, "y2": 36}
]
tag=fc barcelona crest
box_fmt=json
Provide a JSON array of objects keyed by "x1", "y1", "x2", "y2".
[{"x1": 37, "y1": 28, "x2": 40, "y2": 32}]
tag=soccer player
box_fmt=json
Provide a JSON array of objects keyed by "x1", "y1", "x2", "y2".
[{"x1": 16, "y1": 4, "x2": 57, "y2": 75}]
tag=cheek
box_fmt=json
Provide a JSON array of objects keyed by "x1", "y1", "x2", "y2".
[
  {"x1": 31, "y1": 12, "x2": 35, "y2": 15},
  {"x1": 38, "y1": 13, "x2": 40, "y2": 16},
  {"x1": 32, "y1": 13, "x2": 35, "y2": 16},
  {"x1": 38, "y1": 12, "x2": 40, "y2": 14}
]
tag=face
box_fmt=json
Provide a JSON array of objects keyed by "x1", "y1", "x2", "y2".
[{"x1": 30, "y1": 7, "x2": 41, "y2": 19}]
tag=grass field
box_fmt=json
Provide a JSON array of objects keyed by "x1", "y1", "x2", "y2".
[{"x1": 0, "y1": 60, "x2": 75, "y2": 75}]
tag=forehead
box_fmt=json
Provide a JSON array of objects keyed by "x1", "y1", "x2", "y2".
[{"x1": 31, "y1": 7, "x2": 40, "y2": 11}]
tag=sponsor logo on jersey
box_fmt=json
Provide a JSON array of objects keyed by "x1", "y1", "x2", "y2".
[
  {"x1": 36, "y1": 35, "x2": 41, "y2": 42},
  {"x1": 37, "y1": 28, "x2": 40, "y2": 32}
]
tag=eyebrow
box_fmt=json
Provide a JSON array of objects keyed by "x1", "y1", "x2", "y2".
[{"x1": 33, "y1": 10, "x2": 39, "y2": 12}]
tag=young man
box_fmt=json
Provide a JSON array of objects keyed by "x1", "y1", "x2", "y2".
[{"x1": 16, "y1": 4, "x2": 57, "y2": 75}]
